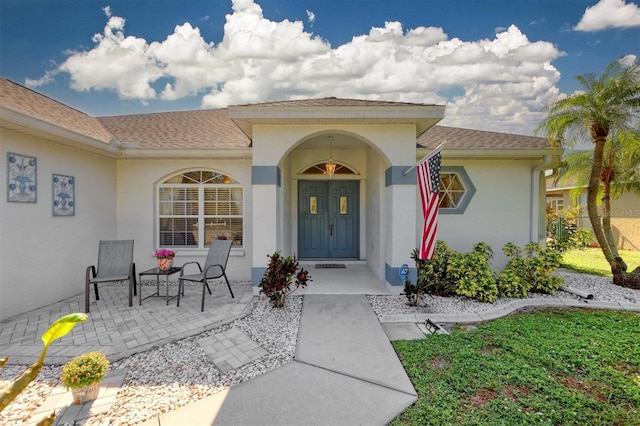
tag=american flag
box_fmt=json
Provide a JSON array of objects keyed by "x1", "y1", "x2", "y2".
[{"x1": 417, "y1": 144, "x2": 442, "y2": 260}]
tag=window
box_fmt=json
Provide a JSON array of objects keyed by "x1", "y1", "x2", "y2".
[
  {"x1": 546, "y1": 197, "x2": 564, "y2": 212},
  {"x1": 158, "y1": 170, "x2": 243, "y2": 248},
  {"x1": 438, "y1": 167, "x2": 475, "y2": 214},
  {"x1": 300, "y1": 162, "x2": 358, "y2": 175}
]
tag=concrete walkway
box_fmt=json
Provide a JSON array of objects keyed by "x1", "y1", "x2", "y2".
[{"x1": 146, "y1": 294, "x2": 417, "y2": 426}]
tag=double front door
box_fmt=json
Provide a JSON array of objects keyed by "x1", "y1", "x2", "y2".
[{"x1": 298, "y1": 180, "x2": 359, "y2": 259}]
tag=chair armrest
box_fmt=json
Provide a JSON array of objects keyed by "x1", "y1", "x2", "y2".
[
  {"x1": 203, "y1": 264, "x2": 224, "y2": 279},
  {"x1": 180, "y1": 261, "x2": 202, "y2": 276},
  {"x1": 86, "y1": 265, "x2": 96, "y2": 282}
]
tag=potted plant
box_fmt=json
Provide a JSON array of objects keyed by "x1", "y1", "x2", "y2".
[
  {"x1": 155, "y1": 248, "x2": 175, "y2": 270},
  {"x1": 259, "y1": 251, "x2": 311, "y2": 308},
  {"x1": 60, "y1": 351, "x2": 110, "y2": 404}
]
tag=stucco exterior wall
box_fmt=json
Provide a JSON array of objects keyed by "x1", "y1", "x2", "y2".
[
  {"x1": 366, "y1": 147, "x2": 386, "y2": 278},
  {"x1": 115, "y1": 158, "x2": 253, "y2": 282},
  {"x1": 1, "y1": 129, "x2": 116, "y2": 321},
  {"x1": 432, "y1": 158, "x2": 540, "y2": 269},
  {"x1": 610, "y1": 192, "x2": 640, "y2": 251}
]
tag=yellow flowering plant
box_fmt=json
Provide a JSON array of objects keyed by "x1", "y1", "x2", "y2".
[{"x1": 61, "y1": 351, "x2": 109, "y2": 389}]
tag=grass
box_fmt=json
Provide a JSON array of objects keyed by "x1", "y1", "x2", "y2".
[
  {"x1": 391, "y1": 309, "x2": 640, "y2": 425},
  {"x1": 561, "y1": 247, "x2": 640, "y2": 276}
]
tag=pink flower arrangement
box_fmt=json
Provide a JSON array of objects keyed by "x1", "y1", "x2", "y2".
[{"x1": 154, "y1": 248, "x2": 175, "y2": 259}]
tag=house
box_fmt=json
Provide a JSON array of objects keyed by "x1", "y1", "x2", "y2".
[
  {"x1": 0, "y1": 78, "x2": 561, "y2": 321},
  {"x1": 546, "y1": 180, "x2": 640, "y2": 250}
]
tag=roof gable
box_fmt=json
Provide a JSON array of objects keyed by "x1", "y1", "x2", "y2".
[
  {"x1": 98, "y1": 109, "x2": 250, "y2": 149},
  {"x1": 0, "y1": 78, "x2": 113, "y2": 144}
]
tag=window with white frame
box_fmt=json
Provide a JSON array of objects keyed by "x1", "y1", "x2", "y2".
[{"x1": 157, "y1": 170, "x2": 243, "y2": 248}]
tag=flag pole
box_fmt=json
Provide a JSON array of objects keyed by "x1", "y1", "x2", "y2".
[{"x1": 402, "y1": 140, "x2": 447, "y2": 176}]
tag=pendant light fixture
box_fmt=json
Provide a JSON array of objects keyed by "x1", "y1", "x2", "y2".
[{"x1": 325, "y1": 136, "x2": 336, "y2": 176}]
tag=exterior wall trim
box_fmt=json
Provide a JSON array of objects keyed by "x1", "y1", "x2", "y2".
[
  {"x1": 252, "y1": 166, "x2": 281, "y2": 186},
  {"x1": 385, "y1": 166, "x2": 416, "y2": 187}
]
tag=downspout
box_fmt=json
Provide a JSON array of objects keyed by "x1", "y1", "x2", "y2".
[{"x1": 530, "y1": 155, "x2": 552, "y2": 243}]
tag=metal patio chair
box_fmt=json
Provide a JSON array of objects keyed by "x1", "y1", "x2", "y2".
[
  {"x1": 85, "y1": 239, "x2": 136, "y2": 312},
  {"x1": 177, "y1": 239, "x2": 234, "y2": 311}
]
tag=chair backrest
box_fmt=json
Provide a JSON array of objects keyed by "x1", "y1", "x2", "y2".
[
  {"x1": 203, "y1": 239, "x2": 232, "y2": 278},
  {"x1": 96, "y1": 240, "x2": 134, "y2": 277}
]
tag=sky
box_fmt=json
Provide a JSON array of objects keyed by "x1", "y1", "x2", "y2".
[{"x1": 1, "y1": 0, "x2": 639, "y2": 136}]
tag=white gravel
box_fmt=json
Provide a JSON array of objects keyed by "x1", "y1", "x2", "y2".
[
  {"x1": 368, "y1": 269, "x2": 640, "y2": 316},
  {"x1": 1, "y1": 270, "x2": 638, "y2": 425}
]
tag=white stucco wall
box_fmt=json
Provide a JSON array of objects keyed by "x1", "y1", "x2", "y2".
[
  {"x1": 1, "y1": 129, "x2": 117, "y2": 321},
  {"x1": 115, "y1": 158, "x2": 253, "y2": 281},
  {"x1": 366, "y1": 147, "x2": 385, "y2": 278},
  {"x1": 431, "y1": 159, "x2": 542, "y2": 270}
]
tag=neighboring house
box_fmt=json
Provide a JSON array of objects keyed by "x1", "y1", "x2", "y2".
[
  {"x1": 0, "y1": 78, "x2": 561, "y2": 321},
  {"x1": 546, "y1": 180, "x2": 640, "y2": 251}
]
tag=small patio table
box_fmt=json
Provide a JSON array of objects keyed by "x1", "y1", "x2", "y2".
[{"x1": 138, "y1": 267, "x2": 182, "y2": 305}]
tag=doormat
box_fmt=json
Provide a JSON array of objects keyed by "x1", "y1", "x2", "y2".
[{"x1": 315, "y1": 264, "x2": 347, "y2": 269}]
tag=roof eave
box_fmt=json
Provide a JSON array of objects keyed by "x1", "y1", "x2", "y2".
[
  {"x1": 228, "y1": 105, "x2": 446, "y2": 138},
  {"x1": 0, "y1": 106, "x2": 120, "y2": 157},
  {"x1": 419, "y1": 147, "x2": 563, "y2": 167},
  {"x1": 119, "y1": 147, "x2": 254, "y2": 159}
]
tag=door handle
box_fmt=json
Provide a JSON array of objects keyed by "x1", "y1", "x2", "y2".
[{"x1": 329, "y1": 221, "x2": 333, "y2": 236}]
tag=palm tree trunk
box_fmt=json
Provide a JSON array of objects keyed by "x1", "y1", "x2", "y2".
[{"x1": 587, "y1": 137, "x2": 614, "y2": 264}]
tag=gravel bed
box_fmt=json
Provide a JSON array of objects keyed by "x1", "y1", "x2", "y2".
[
  {"x1": 0, "y1": 296, "x2": 302, "y2": 426},
  {"x1": 2, "y1": 270, "x2": 638, "y2": 425},
  {"x1": 368, "y1": 269, "x2": 639, "y2": 316}
]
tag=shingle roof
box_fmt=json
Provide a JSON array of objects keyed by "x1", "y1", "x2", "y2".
[
  {"x1": 1, "y1": 78, "x2": 551, "y2": 152},
  {"x1": 0, "y1": 78, "x2": 113, "y2": 144},
  {"x1": 98, "y1": 109, "x2": 250, "y2": 149},
  {"x1": 418, "y1": 125, "x2": 550, "y2": 150}
]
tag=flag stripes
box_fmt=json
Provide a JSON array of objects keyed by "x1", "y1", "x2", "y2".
[{"x1": 417, "y1": 145, "x2": 442, "y2": 260}]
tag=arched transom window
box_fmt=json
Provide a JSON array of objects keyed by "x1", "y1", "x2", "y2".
[
  {"x1": 300, "y1": 163, "x2": 358, "y2": 175},
  {"x1": 157, "y1": 170, "x2": 243, "y2": 248}
]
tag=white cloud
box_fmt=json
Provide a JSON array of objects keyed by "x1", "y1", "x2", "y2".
[
  {"x1": 306, "y1": 10, "x2": 315, "y2": 24},
  {"x1": 574, "y1": 0, "x2": 640, "y2": 31},
  {"x1": 42, "y1": 0, "x2": 571, "y2": 135}
]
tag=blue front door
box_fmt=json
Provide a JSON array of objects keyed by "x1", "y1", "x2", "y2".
[{"x1": 298, "y1": 180, "x2": 359, "y2": 259}]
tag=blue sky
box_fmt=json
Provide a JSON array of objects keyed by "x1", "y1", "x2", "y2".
[{"x1": 1, "y1": 0, "x2": 639, "y2": 135}]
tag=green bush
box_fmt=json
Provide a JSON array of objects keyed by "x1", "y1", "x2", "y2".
[
  {"x1": 405, "y1": 239, "x2": 564, "y2": 306},
  {"x1": 61, "y1": 351, "x2": 110, "y2": 389},
  {"x1": 497, "y1": 242, "x2": 533, "y2": 298},
  {"x1": 403, "y1": 242, "x2": 457, "y2": 306},
  {"x1": 449, "y1": 242, "x2": 498, "y2": 303},
  {"x1": 498, "y1": 242, "x2": 564, "y2": 297},
  {"x1": 546, "y1": 206, "x2": 593, "y2": 252}
]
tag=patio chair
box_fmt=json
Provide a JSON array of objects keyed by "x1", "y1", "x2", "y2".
[
  {"x1": 85, "y1": 240, "x2": 136, "y2": 313},
  {"x1": 178, "y1": 239, "x2": 234, "y2": 311}
]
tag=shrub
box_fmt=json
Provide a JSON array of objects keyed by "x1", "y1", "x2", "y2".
[
  {"x1": 449, "y1": 242, "x2": 498, "y2": 303},
  {"x1": 497, "y1": 243, "x2": 531, "y2": 298},
  {"x1": 61, "y1": 351, "x2": 110, "y2": 389},
  {"x1": 546, "y1": 206, "x2": 593, "y2": 252},
  {"x1": 403, "y1": 242, "x2": 458, "y2": 306},
  {"x1": 259, "y1": 251, "x2": 311, "y2": 308},
  {"x1": 498, "y1": 242, "x2": 564, "y2": 297}
]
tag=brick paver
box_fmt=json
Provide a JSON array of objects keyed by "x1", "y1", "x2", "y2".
[
  {"x1": 0, "y1": 281, "x2": 254, "y2": 366},
  {"x1": 197, "y1": 327, "x2": 268, "y2": 373}
]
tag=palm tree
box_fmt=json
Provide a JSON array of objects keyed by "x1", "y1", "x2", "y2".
[{"x1": 537, "y1": 57, "x2": 640, "y2": 288}]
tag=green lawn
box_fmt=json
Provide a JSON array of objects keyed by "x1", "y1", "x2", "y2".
[
  {"x1": 561, "y1": 247, "x2": 640, "y2": 276},
  {"x1": 391, "y1": 309, "x2": 640, "y2": 425}
]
